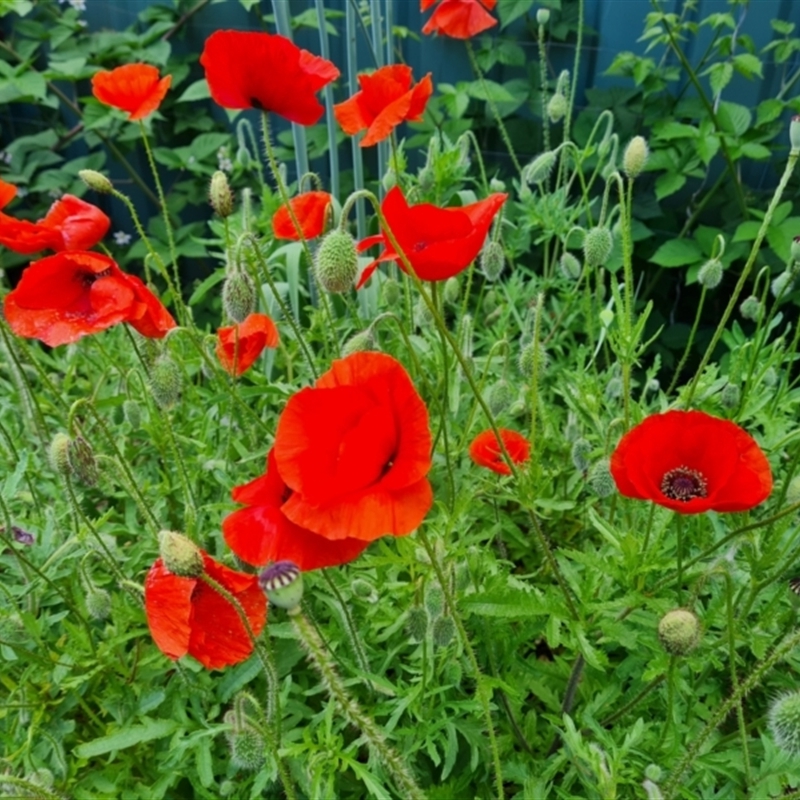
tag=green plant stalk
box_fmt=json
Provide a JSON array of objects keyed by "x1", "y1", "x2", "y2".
[
  {"x1": 667, "y1": 286, "x2": 707, "y2": 396},
  {"x1": 461, "y1": 130, "x2": 490, "y2": 194},
  {"x1": 321, "y1": 571, "x2": 372, "y2": 682},
  {"x1": 528, "y1": 293, "x2": 544, "y2": 459},
  {"x1": 432, "y1": 284, "x2": 456, "y2": 508},
  {"x1": 345, "y1": 0, "x2": 368, "y2": 240},
  {"x1": 564, "y1": 0, "x2": 583, "y2": 147},
  {"x1": 599, "y1": 674, "x2": 667, "y2": 727},
  {"x1": 290, "y1": 606, "x2": 426, "y2": 800},
  {"x1": 657, "y1": 656, "x2": 677, "y2": 749},
  {"x1": 685, "y1": 148, "x2": 799, "y2": 405},
  {"x1": 537, "y1": 21, "x2": 551, "y2": 154},
  {"x1": 675, "y1": 514, "x2": 684, "y2": 605},
  {"x1": 662, "y1": 626, "x2": 800, "y2": 798},
  {"x1": 160, "y1": 410, "x2": 199, "y2": 535}
]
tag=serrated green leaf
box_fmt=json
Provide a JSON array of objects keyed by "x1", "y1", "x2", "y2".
[
  {"x1": 650, "y1": 238, "x2": 703, "y2": 267},
  {"x1": 732, "y1": 53, "x2": 763, "y2": 79},
  {"x1": 706, "y1": 61, "x2": 733, "y2": 96},
  {"x1": 756, "y1": 98, "x2": 784, "y2": 126},
  {"x1": 717, "y1": 101, "x2": 752, "y2": 135},
  {"x1": 74, "y1": 719, "x2": 179, "y2": 759},
  {"x1": 462, "y1": 589, "x2": 559, "y2": 618},
  {"x1": 498, "y1": 0, "x2": 534, "y2": 28},
  {"x1": 654, "y1": 171, "x2": 686, "y2": 200}
]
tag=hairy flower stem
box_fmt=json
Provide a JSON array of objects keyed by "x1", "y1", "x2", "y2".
[
  {"x1": 663, "y1": 626, "x2": 800, "y2": 799},
  {"x1": 160, "y1": 411, "x2": 199, "y2": 535},
  {"x1": 290, "y1": 606, "x2": 426, "y2": 800},
  {"x1": 667, "y1": 286, "x2": 708, "y2": 396},
  {"x1": 599, "y1": 674, "x2": 667, "y2": 728},
  {"x1": 725, "y1": 573, "x2": 752, "y2": 788},
  {"x1": 537, "y1": 21, "x2": 550, "y2": 154},
  {"x1": 432, "y1": 284, "x2": 456, "y2": 508}
]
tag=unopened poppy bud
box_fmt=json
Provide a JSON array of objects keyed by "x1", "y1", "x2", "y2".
[
  {"x1": 786, "y1": 474, "x2": 800, "y2": 505},
  {"x1": 454, "y1": 561, "x2": 471, "y2": 592},
  {"x1": 483, "y1": 289, "x2": 498, "y2": 315},
  {"x1": 792, "y1": 236, "x2": 800, "y2": 262},
  {"x1": 697, "y1": 258, "x2": 723, "y2": 289},
  {"x1": 86, "y1": 588, "x2": 112, "y2": 620},
  {"x1": 571, "y1": 438, "x2": 592, "y2": 471},
  {"x1": 443, "y1": 659, "x2": 463, "y2": 685},
  {"x1": 220, "y1": 780, "x2": 236, "y2": 797},
  {"x1": 459, "y1": 313, "x2": 474, "y2": 360},
  {"x1": 643, "y1": 780, "x2": 664, "y2": 800},
  {"x1": 235, "y1": 146, "x2": 251, "y2": 169},
  {"x1": 480, "y1": 240, "x2": 505, "y2": 281},
  {"x1": 351, "y1": 577, "x2": 378, "y2": 604},
  {"x1": 259, "y1": 560, "x2": 303, "y2": 610},
  {"x1": 418, "y1": 166, "x2": 435, "y2": 192},
  {"x1": 547, "y1": 92, "x2": 568, "y2": 124},
  {"x1": 486, "y1": 379, "x2": 514, "y2": 416},
  {"x1": 645, "y1": 378, "x2": 660, "y2": 394},
  {"x1": 524, "y1": 151, "x2": 556, "y2": 185},
  {"x1": 49, "y1": 433, "x2": 72, "y2": 477},
  {"x1": 315, "y1": 230, "x2": 358, "y2": 293},
  {"x1": 342, "y1": 329, "x2": 375, "y2": 356},
  {"x1": 228, "y1": 724, "x2": 266, "y2": 771},
  {"x1": 623, "y1": 135, "x2": 649, "y2": 179},
  {"x1": 26, "y1": 769, "x2": 54, "y2": 790},
  {"x1": 489, "y1": 177, "x2": 506, "y2": 193},
  {"x1": 159, "y1": 530, "x2": 204, "y2": 578},
  {"x1": 739, "y1": 295, "x2": 762, "y2": 322},
  {"x1": 588, "y1": 459, "x2": 615, "y2": 497},
  {"x1": 149, "y1": 354, "x2": 182, "y2": 410},
  {"x1": 720, "y1": 382, "x2": 740, "y2": 409},
  {"x1": 558, "y1": 252, "x2": 582, "y2": 281},
  {"x1": 414, "y1": 296, "x2": 434, "y2": 328},
  {"x1": 78, "y1": 169, "x2": 113, "y2": 194},
  {"x1": 658, "y1": 608, "x2": 699, "y2": 656},
  {"x1": 644, "y1": 765, "x2": 662, "y2": 783},
  {"x1": 791, "y1": 116, "x2": 800, "y2": 153},
  {"x1": 122, "y1": 399, "x2": 141, "y2": 430},
  {"x1": 424, "y1": 584, "x2": 444, "y2": 618},
  {"x1": 406, "y1": 606, "x2": 429, "y2": 642},
  {"x1": 222, "y1": 271, "x2": 256, "y2": 323},
  {"x1": 583, "y1": 227, "x2": 614, "y2": 267},
  {"x1": 432, "y1": 615, "x2": 456, "y2": 648},
  {"x1": 209, "y1": 171, "x2": 234, "y2": 218},
  {"x1": 769, "y1": 691, "x2": 800, "y2": 754},
  {"x1": 382, "y1": 168, "x2": 397, "y2": 192},
  {"x1": 68, "y1": 436, "x2": 98, "y2": 487},
  {"x1": 444, "y1": 276, "x2": 460, "y2": 304},
  {"x1": 518, "y1": 341, "x2": 548, "y2": 378},
  {"x1": 536, "y1": 7, "x2": 550, "y2": 24},
  {"x1": 381, "y1": 277, "x2": 401, "y2": 307},
  {"x1": 772, "y1": 270, "x2": 794, "y2": 298}
]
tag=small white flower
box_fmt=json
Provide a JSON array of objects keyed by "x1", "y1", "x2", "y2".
[
  {"x1": 113, "y1": 231, "x2": 132, "y2": 246},
  {"x1": 69, "y1": 0, "x2": 87, "y2": 10},
  {"x1": 219, "y1": 158, "x2": 233, "y2": 173}
]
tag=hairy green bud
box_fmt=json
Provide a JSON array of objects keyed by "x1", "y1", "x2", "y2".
[
  {"x1": 523, "y1": 151, "x2": 556, "y2": 185},
  {"x1": 381, "y1": 277, "x2": 401, "y2": 307},
  {"x1": 123, "y1": 399, "x2": 142, "y2": 430},
  {"x1": 658, "y1": 608, "x2": 699, "y2": 656},
  {"x1": 623, "y1": 135, "x2": 649, "y2": 179},
  {"x1": 480, "y1": 240, "x2": 505, "y2": 282},
  {"x1": 49, "y1": 433, "x2": 72, "y2": 477},
  {"x1": 315, "y1": 230, "x2": 358, "y2": 293},
  {"x1": 424, "y1": 584, "x2": 444, "y2": 618},
  {"x1": 720, "y1": 382, "x2": 740, "y2": 410},
  {"x1": 588, "y1": 459, "x2": 616, "y2": 498},
  {"x1": 770, "y1": 690, "x2": 800, "y2": 754},
  {"x1": 772, "y1": 270, "x2": 794, "y2": 298},
  {"x1": 86, "y1": 588, "x2": 112, "y2": 621},
  {"x1": 486, "y1": 380, "x2": 514, "y2": 416},
  {"x1": 159, "y1": 530, "x2": 204, "y2": 578},
  {"x1": 342, "y1": 329, "x2": 375, "y2": 356},
  {"x1": 558, "y1": 252, "x2": 582, "y2": 281},
  {"x1": 209, "y1": 171, "x2": 234, "y2": 217},
  {"x1": 222, "y1": 271, "x2": 256, "y2": 323},
  {"x1": 583, "y1": 227, "x2": 614, "y2": 268},
  {"x1": 547, "y1": 92, "x2": 568, "y2": 124},
  {"x1": 443, "y1": 276, "x2": 461, "y2": 305},
  {"x1": 739, "y1": 295, "x2": 762, "y2": 322},
  {"x1": 571, "y1": 438, "x2": 592, "y2": 472},
  {"x1": 69, "y1": 436, "x2": 98, "y2": 487},
  {"x1": 432, "y1": 615, "x2": 456, "y2": 648},
  {"x1": 406, "y1": 606, "x2": 429, "y2": 643},
  {"x1": 149, "y1": 355, "x2": 182, "y2": 410},
  {"x1": 536, "y1": 7, "x2": 550, "y2": 24},
  {"x1": 78, "y1": 169, "x2": 113, "y2": 194},
  {"x1": 697, "y1": 258, "x2": 723, "y2": 289}
]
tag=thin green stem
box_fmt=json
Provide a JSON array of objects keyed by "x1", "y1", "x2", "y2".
[
  {"x1": 599, "y1": 674, "x2": 666, "y2": 728},
  {"x1": 537, "y1": 21, "x2": 551, "y2": 154},
  {"x1": 667, "y1": 286, "x2": 708, "y2": 396}
]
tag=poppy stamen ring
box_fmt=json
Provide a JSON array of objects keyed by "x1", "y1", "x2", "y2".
[{"x1": 660, "y1": 465, "x2": 708, "y2": 502}]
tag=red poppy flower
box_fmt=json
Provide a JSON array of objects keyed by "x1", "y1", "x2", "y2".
[
  {"x1": 273, "y1": 352, "x2": 433, "y2": 541},
  {"x1": 223, "y1": 449, "x2": 371, "y2": 570},
  {"x1": 469, "y1": 428, "x2": 530, "y2": 475},
  {"x1": 0, "y1": 194, "x2": 110, "y2": 255},
  {"x1": 0, "y1": 178, "x2": 16, "y2": 209},
  {"x1": 91, "y1": 63, "x2": 171, "y2": 121},
  {"x1": 4, "y1": 251, "x2": 175, "y2": 347},
  {"x1": 334, "y1": 65, "x2": 433, "y2": 147},
  {"x1": 200, "y1": 30, "x2": 340, "y2": 126},
  {"x1": 356, "y1": 186, "x2": 507, "y2": 287},
  {"x1": 421, "y1": 0, "x2": 498, "y2": 39},
  {"x1": 610, "y1": 410, "x2": 772, "y2": 514},
  {"x1": 215, "y1": 313, "x2": 279, "y2": 376},
  {"x1": 272, "y1": 191, "x2": 332, "y2": 241},
  {"x1": 144, "y1": 551, "x2": 267, "y2": 670}
]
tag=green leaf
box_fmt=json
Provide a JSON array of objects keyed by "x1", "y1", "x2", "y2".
[
  {"x1": 756, "y1": 98, "x2": 784, "y2": 126},
  {"x1": 732, "y1": 220, "x2": 761, "y2": 242},
  {"x1": 771, "y1": 19, "x2": 795, "y2": 35},
  {"x1": 717, "y1": 101, "x2": 752, "y2": 136},
  {"x1": 12, "y1": 70, "x2": 47, "y2": 101},
  {"x1": 739, "y1": 142, "x2": 771, "y2": 161},
  {"x1": 0, "y1": 0, "x2": 33, "y2": 14},
  {"x1": 705, "y1": 61, "x2": 733, "y2": 96},
  {"x1": 462, "y1": 589, "x2": 560, "y2": 618},
  {"x1": 177, "y1": 79, "x2": 210, "y2": 103},
  {"x1": 654, "y1": 121, "x2": 698, "y2": 141},
  {"x1": 466, "y1": 79, "x2": 517, "y2": 104},
  {"x1": 650, "y1": 238, "x2": 703, "y2": 267},
  {"x1": 74, "y1": 719, "x2": 179, "y2": 759},
  {"x1": 498, "y1": 0, "x2": 534, "y2": 28},
  {"x1": 188, "y1": 269, "x2": 226, "y2": 306},
  {"x1": 732, "y1": 53, "x2": 763, "y2": 79},
  {"x1": 654, "y1": 171, "x2": 686, "y2": 200}
]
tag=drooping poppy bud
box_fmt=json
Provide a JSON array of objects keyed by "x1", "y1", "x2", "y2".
[
  {"x1": 315, "y1": 230, "x2": 359, "y2": 293},
  {"x1": 657, "y1": 608, "x2": 700, "y2": 656},
  {"x1": 158, "y1": 530, "x2": 204, "y2": 578}
]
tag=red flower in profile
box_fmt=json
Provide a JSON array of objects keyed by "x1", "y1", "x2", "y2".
[
  {"x1": 0, "y1": 178, "x2": 17, "y2": 209},
  {"x1": 272, "y1": 191, "x2": 332, "y2": 241},
  {"x1": 144, "y1": 551, "x2": 267, "y2": 670},
  {"x1": 223, "y1": 449, "x2": 371, "y2": 570},
  {"x1": 610, "y1": 410, "x2": 772, "y2": 514},
  {"x1": 0, "y1": 194, "x2": 110, "y2": 255},
  {"x1": 356, "y1": 186, "x2": 507, "y2": 287},
  {"x1": 421, "y1": 0, "x2": 498, "y2": 39},
  {"x1": 334, "y1": 65, "x2": 433, "y2": 147},
  {"x1": 4, "y1": 251, "x2": 175, "y2": 346},
  {"x1": 469, "y1": 429, "x2": 530, "y2": 475},
  {"x1": 91, "y1": 64, "x2": 172, "y2": 121},
  {"x1": 200, "y1": 30, "x2": 339, "y2": 125},
  {"x1": 273, "y1": 352, "x2": 433, "y2": 542},
  {"x1": 215, "y1": 313, "x2": 280, "y2": 376}
]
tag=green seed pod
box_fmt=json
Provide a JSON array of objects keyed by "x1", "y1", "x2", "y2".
[
  {"x1": 524, "y1": 151, "x2": 557, "y2": 185},
  {"x1": 536, "y1": 7, "x2": 550, "y2": 24},
  {"x1": 229, "y1": 724, "x2": 266, "y2": 771},
  {"x1": 315, "y1": 230, "x2": 359, "y2": 293},
  {"x1": 770, "y1": 691, "x2": 800, "y2": 755},
  {"x1": 235, "y1": 145, "x2": 251, "y2": 169},
  {"x1": 342, "y1": 330, "x2": 375, "y2": 356},
  {"x1": 583, "y1": 227, "x2": 614, "y2": 268},
  {"x1": 772, "y1": 270, "x2": 794, "y2": 298},
  {"x1": 149, "y1": 355, "x2": 182, "y2": 410},
  {"x1": 623, "y1": 135, "x2": 649, "y2": 179},
  {"x1": 547, "y1": 92, "x2": 568, "y2": 124},
  {"x1": 222, "y1": 271, "x2": 256, "y2": 323},
  {"x1": 259, "y1": 561, "x2": 303, "y2": 610},
  {"x1": 351, "y1": 577, "x2": 378, "y2": 604},
  {"x1": 209, "y1": 170, "x2": 234, "y2": 218},
  {"x1": 86, "y1": 588, "x2": 112, "y2": 620},
  {"x1": 657, "y1": 608, "x2": 700, "y2": 656},
  {"x1": 49, "y1": 433, "x2": 72, "y2": 477},
  {"x1": 480, "y1": 240, "x2": 505, "y2": 281},
  {"x1": 159, "y1": 530, "x2": 204, "y2": 578},
  {"x1": 720, "y1": 382, "x2": 740, "y2": 409},
  {"x1": 381, "y1": 277, "x2": 402, "y2": 307},
  {"x1": 432, "y1": 615, "x2": 456, "y2": 648},
  {"x1": 406, "y1": 606, "x2": 429, "y2": 643},
  {"x1": 78, "y1": 169, "x2": 113, "y2": 194},
  {"x1": 588, "y1": 459, "x2": 616, "y2": 498},
  {"x1": 424, "y1": 584, "x2": 444, "y2": 618},
  {"x1": 443, "y1": 276, "x2": 460, "y2": 305},
  {"x1": 68, "y1": 436, "x2": 99, "y2": 487},
  {"x1": 697, "y1": 258, "x2": 723, "y2": 289},
  {"x1": 486, "y1": 379, "x2": 514, "y2": 416},
  {"x1": 558, "y1": 252, "x2": 582, "y2": 281},
  {"x1": 123, "y1": 399, "x2": 142, "y2": 430},
  {"x1": 518, "y1": 341, "x2": 548, "y2": 378},
  {"x1": 571, "y1": 438, "x2": 592, "y2": 472},
  {"x1": 739, "y1": 295, "x2": 762, "y2": 322}
]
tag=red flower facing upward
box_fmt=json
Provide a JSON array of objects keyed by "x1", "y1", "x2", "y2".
[
  {"x1": 0, "y1": 194, "x2": 110, "y2": 255},
  {"x1": 273, "y1": 352, "x2": 433, "y2": 542},
  {"x1": 91, "y1": 64, "x2": 172, "y2": 121},
  {"x1": 421, "y1": 0, "x2": 498, "y2": 39},
  {"x1": 356, "y1": 186, "x2": 507, "y2": 287},
  {"x1": 334, "y1": 65, "x2": 433, "y2": 147},
  {"x1": 272, "y1": 191, "x2": 332, "y2": 241},
  {"x1": 223, "y1": 449, "x2": 371, "y2": 571},
  {"x1": 216, "y1": 313, "x2": 280, "y2": 376},
  {"x1": 4, "y1": 251, "x2": 175, "y2": 347},
  {"x1": 145, "y1": 551, "x2": 267, "y2": 670},
  {"x1": 469, "y1": 429, "x2": 530, "y2": 475},
  {"x1": 610, "y1": 410, "x2": 773, "y2": 514},
  {"x1": 200, "y1": 30, "x2": 340, "y2": 125}
]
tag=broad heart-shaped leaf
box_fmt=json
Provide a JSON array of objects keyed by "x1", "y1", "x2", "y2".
[
  {"x1": 732, "y1": 52, "x2": 763, "y2": 79},
  {"x1": 650, "y1": 238, "x2": 703, "y2": 268},
  {"x1": 74, "y1": 719, "x2": 179, "y2": 759}
]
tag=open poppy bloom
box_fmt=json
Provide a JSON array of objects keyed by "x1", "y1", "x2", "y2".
[
  {"x1": 91, "y1": 63, "x2": 172, "y2": 121},
  {"x1": 334, "y1": 65, "x2": 433, "y2": 147},
  {"x1": 4, "y1": 251, "x2": 175, "y2": 347},
  {"x1": 610, "y1": 410, "x2": 773, "y2": 514},
  {"x1": 421, "y1": 0, "x2": 498, "y2": 39},
  {"x1": 216, "y1": 313, "x2": 280, "y2": 376},
  {"x1": 223, "y1": 449, "x2": 371, "y2": 570},
  {"x1": 273, "y1": 351, "x2": 433, "y2": 541},
  {"x1": 272, "y1": 191, "x2": 332, "y2": 241},
  {"x1": 144, "y1": 551, "x2": 267, "y2": 670},
  {"x1": 0, "y1": 194, "x2": 110, "y2": 255},
  {"x1": 200, "y1": 30, "x2": 339, "y2": 126},
  {"x1": 356, "y1": 186, "x2": 507, "y2": 287},
  {"x1": 469, "y1": 428, "x2": 530, "y2": 475}
]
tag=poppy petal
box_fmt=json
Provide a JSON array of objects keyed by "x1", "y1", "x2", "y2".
[
  {"x1": 216, "y1": 313, "x2": 279, "y2": 376},
  {"x1": 91, "y1": 64, "x2": 171, "y2": 121},
  {"x1": 272, "y1": 191, "x2": 332, "y2": 240},
  {"x1": 144, "y1": 559, "x2": 193, "y2": 661}
]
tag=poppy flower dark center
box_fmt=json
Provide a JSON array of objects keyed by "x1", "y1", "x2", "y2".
[
  {"x1": 79, "y1": 268, "x2": 111, "y2": 288},
  {"x1": 660, "y1": 466, "x2": 708, "y2": 502},
  {"x1": 412, "y1": 241, "x2": 428, "y2": 253}
]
